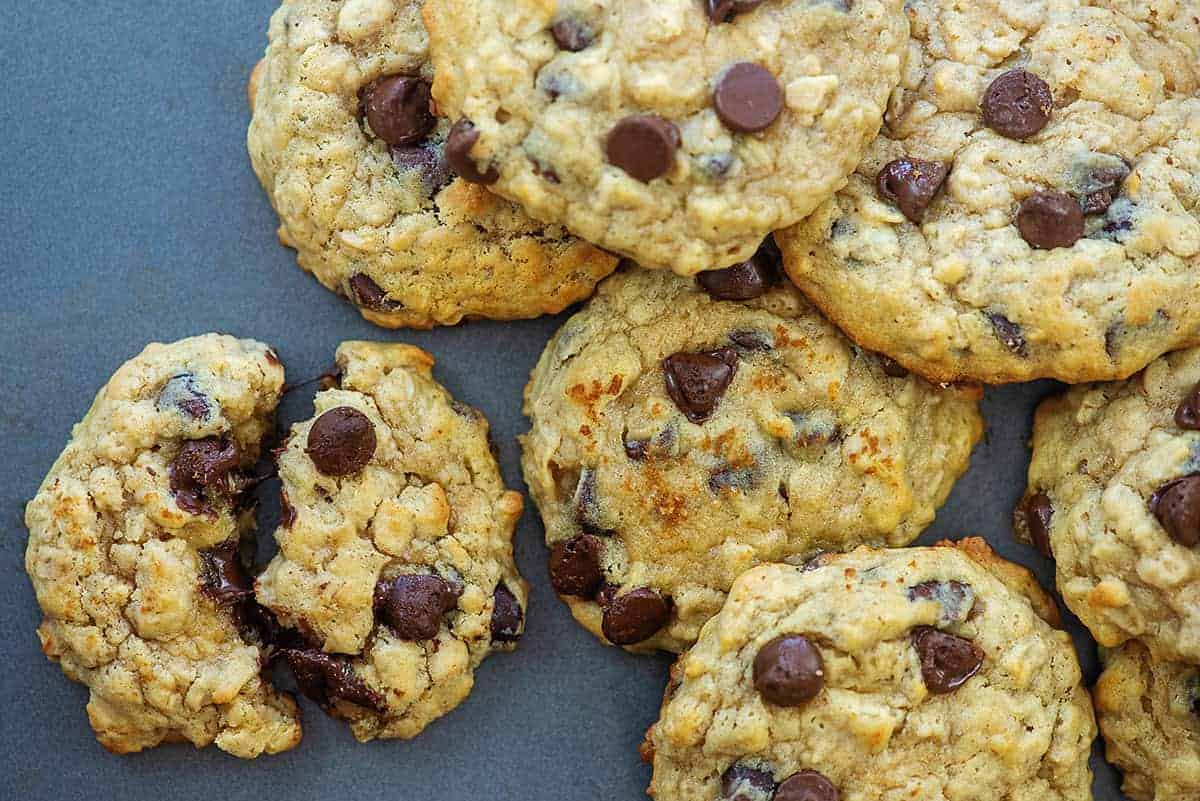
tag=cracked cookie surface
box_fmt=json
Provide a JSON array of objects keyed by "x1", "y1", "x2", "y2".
[
  {"x1": 24, "y1": 334, "x2": 301, "y2": 757},
  {"x1": 643, "y1": 541, "x2": 1096, "y2": 801},
  {"x1": 1095, "y1": 641, "x2": 1200, "y2": 801},
  {"x1": 255, "y1": 341, "x2": 527, "y2": 741},
  {"x1": 521, "y1": 266, "x2": 982, "y2": 652},
  {"x1": 247, "y1": 0, "x2": 617, "y2": 329},
  {"x1": 1019, "y1": 344, "x2": 1200, "y2": 663},
  {"x1": 422, "y1": 0, "x2": 907, "y2": 275},
  {"x1": 776, "y1": 0, "x2": 1200, "y2": 384}
]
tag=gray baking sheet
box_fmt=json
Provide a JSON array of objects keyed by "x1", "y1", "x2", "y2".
[{"x1": 0, "y1": 2, "x2": 1128, "y2": 798}]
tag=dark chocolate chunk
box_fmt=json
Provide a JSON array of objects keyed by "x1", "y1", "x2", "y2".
[
  {"x1": 169, "y1": 437, "x2": 243, "y2": 514},
  {"x1": 1176, "y1": 382, "x2": 1200, "y2": 430},
  {"x1": 663, "y1": 348, "x2": 739, "y2": 424},
  {"x1": 391, "y1": 143, "x2": 454, "y2": 196},
  {"x1": 490, "y1": 583, "x2": 524, "y2": 643},
  {"x1": 981, "y1": 69, "x2": 1053, "y2": 140},
  {"x1": 774, "y1": 771, "x2": 840, "y2": 801},
  {"x1": 907, "y1": 580, "x2": 974, "y2": 625},
  {"x1": 157, "y1": 373, "x2": 210, "y2": 420},
  {"x1": 876, "y1": 158, "x2": 951, "y2": 223},
  {"x1": 705, "y1": 0, "x2": 765, "y2": 23},
  {"x1": 721, "y1": 762, "x2": 776, "y2": 801},
  {"x1": 349, "y1": 273, "x2": 401, "y2": 311},
  {"x1": 988, "y1": 312, "x2": 1028, "y2": 357},
  {"x1": 606, "y1": 115, "x2": 680, "y2": 182},
  {"x1": 548, "y1": 535, "x2": 604, "y2": 597},
  {"x1": 601, "y1": 587, "x2": 670, "y2": 645},
  {"x1": 714, "y1": 62, "x2": 783, "y2": 133},
  {"x1": 911, "y1": 626, "x2": 984, "y2": 693},
  {"x1": 753, "y1": 634, "x2": 825, "y2": 706},
  {"x1": 305, "y1": 406, "x2": 377, "y2": 476},
  {"x1": 363, "y1": 75, "x2": 436, "y2": 147},
  {"x1": 1017, "y1": 190, "x2": 1085, "y2": 249},
  {"x1": 1017, "y1": 492, "x2": 1054, "y2": 558},
  {"x1": 374, "y1": 574, "x2": 461, "y2": 640},
  {"x1": 198, "y1": 539, "x2": 253, "y2": 605},
  {"x1": 446, "y1": 118, "x2": 499, "y2": 184},
  {"x1": 697, "y1": 239, "x2": 781, "y2": 300},
  {"x1": 284, "y1": 648, "x2": 384, "y2": 711},
  {"x1": 1151, "y1": 475, "x2": 1200, "y2": 547},
  {"x1": 551, "y1": 18, "x2": 593, "y2": 51}
]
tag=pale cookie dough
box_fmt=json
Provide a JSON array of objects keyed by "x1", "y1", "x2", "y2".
[
  {"x1": 256, "y1": 341, "x2": 527, "y2": 741},
  {"x1": 1095, "y1": 641, "x2": 1200, "y2": 801},
  {"x1": 247, "y1": 0, "x2": 617, "y2": 329},
  {"x1": 24, "y1": 334, "x2": 301, "y2": 757},
  {"x1": 1018, "y1": 344, "x2": 1200, "y2": 664},
  {"x1": 521, "y1": 265, "x2": 982, "y2": 652},
  {"x1": 777, "y1": 0, "x2": 1200, "y2": 384},
  {"x1": 643, "y1": 540, "x2": 1096, "y2": 801},
  {"x1": 422, "y1": 0, "x2": 908, "y2": 275}
]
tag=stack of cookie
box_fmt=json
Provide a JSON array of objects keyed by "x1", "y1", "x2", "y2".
[{"x1": 23, "y1": 0, "x2": 1200, "y2": 798}]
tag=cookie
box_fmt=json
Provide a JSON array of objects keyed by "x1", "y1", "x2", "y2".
[
  {"x1": 1018, "y1": 344, "x2": 1200, "y2": 664},
  {"x1": 776, "y1": 0, "x2": 1200, "y2": 384},
  {"x1": 255, "y1": 341, "x2": 527, "y2": 741},
  {"x1": 422, "y1": 0, "x2": 908, "y2": 275},
  {"x1": 642, "y1": 540, "x2": 1096, "y2": 801},
  {"x1": 247, "y1": 0, "x2": 618, "y2": 329},
  {"x1": 23, "y1": 334, "x2": 301, "y2": 757},
  {"x1": 521, "y1": 264, "x2": 982, "y2": 652},
  {"x1": 1095, "y1": 641, "x2": 1200, "y2": 801}
]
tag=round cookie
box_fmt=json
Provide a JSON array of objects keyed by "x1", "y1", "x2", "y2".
[
  {"x1": 255, "y1": 341, "x2": 527, "y2": 741},
  {"x1": 1095, "y1": 641, "x2": 1200, "y2": 801},
  {"x1": 642, "y1": 540, "x2": 1096, "y2": 801},
  {"x1": 521, "y1": 265, "x2": 982, "y2": 652},
  {"x1": 422, "y1": 0, "x2": 908, "y2": 275},
  {"x1": 776, "y1": 0, "x2": 1200, "y2": 384},
  {"x1": 24, "y1": 334, "x2": 301, "y2": 757},
  {"x1": 1018, "y1": 344, "x2": 1200, "y2": 664},
  {"x1": 247, "y1": 0, "x2": 617, "y2": 329}
]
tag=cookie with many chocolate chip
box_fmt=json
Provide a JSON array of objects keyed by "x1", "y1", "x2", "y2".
[
  {"x1": 246, "y1": 0, "x2": 617, "y2": 329},
  {"x1": 23, "y1": 334, "x2": 301, "y2": 757},
  {"x1": 521, "y1": 266, "x2": 982, "y2": 651},
  {"x1": 643, "y1": 540, "x2": 1096, "y2": 801},
  {"x1": 421, "y1": 0, "x2": 908, "y2": 275},
  {"x1": 776, "y1": 0, "x2": 1200, "y2": 384},
  {"x1": 1019, "y1": 344, "x2": 1200, "y2": 664},
  {"x1": 1095, "y1": 640, "x2": 1200, "y2": 801},
  {"x1": 255, "y1": 341, "x2": 527, "y2": 741}
]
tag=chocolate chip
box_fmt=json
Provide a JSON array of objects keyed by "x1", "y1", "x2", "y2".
[
  {"x1": 714, "y1": 62, "x2": 783, "y2": 134},
  {"x1": 349, "y1": 273, "x2": 401, "y2": 311},
  {"x1": 729, "y1": 331, "x2": 773, "y2": 351},
  {"x1": 601, "y1": 587, "x2": 669, "y2": 645},
  {"x1": 911, "y1": 626, "x2": 984, "y2": 694},
  {"x1": 876, "y1": 158, "x2": 951, "y2": 223},
  {"x1": 981, "y1": 69, "x2": 1053, "y2": 140},
  {"x1": 774, "y1": 771, "x2": 840, "y2": 801},
  {"x1": 1075, "y1": 158, "x2": 1130, "y2": 215},
  {"x1": 606, "y1": 115, "x2": 680, "y2": 182},
  {"x1": 988, "y1": 312, "x2": 1028, "y2": 356},
  {"x1": 169, "y1": 437, "x2": 243, "y2": 514},
  {"x1": 1017, "y1": 191, "x2": 1084, "y2": 249},
  {"x1": 663, "y1": 348, "x2": 739, "y2": 424},
  {"x1": 548, "y1": 535, "x2": 604, "y2": 597},
  {"x1": 786, "y1": 411, "x2": 839, "y2": 449},
  {"x1": 624, "y1": 439, "x2": 649, "y2": 461},
  {"x1": 574, "y1": 469, "x2": 613, "y2": 536},
  {"x1": 374, "y1": 574, "x2": 461, "y2": 640},
  {"x1": 1151, "y1": 475, "x2": 1200, "y2": 547},
  {"x1": 391, "y1": 143, "x2": 453, "y2": 196},
  {"x1": 878, "y1": 355, "x2": 909, "y2": 378},
  {"x1": 551, "y1": 18, "x2": 593, "y2": 51},
  {"x1": 157, "y1": 373, "x2": 210, "y2": 420},
  {"x1": 721, "y1": 762, "x2": 776, "y2": 801},
  {"x1": 753, "y1": 634, "x2": 825, "y2": 706},
  {"x1": 705, "y1": 0, "x2": 765, "y2": 23},
  {"x1": 363, "y1": 75, "x2": 436, "y2": 147},
  {"x1": 1018, "y1": 492, "x2": 1054, "y2": 557},
  {"x1": 306, "y1": 406, "x2": 376, "y2": 476},
  {"x1": 1190, "y1": 674, "x2": 1200, "y2": 717},
  {"x1": 907, "y1": 581, "x2": 975, "y2": 626},
  {"x1": 446, "y1": 119, "x2": 499, "y2": 185},
  {"x1": 490, "y1": 583, "x2": 524, "y2": 643},
  {"x1": 697, "y1": 240, "x2": 781, "y2": 301},
  {"x1": 284, "y1": 648, "x2": 384, "y2": 711},
  {"x1": 279, "y1": 489, "x2": 296, "y2": 529},
  {"x1": 198, "y1": 539, "x2": 253, "y2": 605},
  {"x1": 709, "y1": 465, "x2": 758, "y2": 494},
  {"x1": 1177, "y1": 383, "x2": 1200, "y2": 430}
]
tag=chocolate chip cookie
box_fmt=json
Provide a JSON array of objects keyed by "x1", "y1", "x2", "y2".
[
  {"x1": 1095, "y1": 640, "x2": 1200, "y2": 801},
  {"x1": 24, "y1": 335, "x2": 301, "y2": 757},
  {"x1": 643, "y1": 540, "x2": 1096, "y2": 801},
  {"x1": 1018, "y1": 344, "x2": 1200, "y2": 664},
  {"x1": 776, "y1": 0, "x2": 1200, "y2": 384},
  {"x1": 422, "y1": 0, "x2": 908, "y2": 275},
  {"x1": 521, "y1": 264, "x2": 983, "y2": 652},
  {"x1": 255, "y1": 341, "x2": 527, "y2": 741},
  {"x1": 247, "y1": 0, "x2": 617, "y2": 329}
]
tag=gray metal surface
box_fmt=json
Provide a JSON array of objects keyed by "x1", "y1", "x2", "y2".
[{"x1": 0, "y1": 2, "x2": 1126, "y2": 798}]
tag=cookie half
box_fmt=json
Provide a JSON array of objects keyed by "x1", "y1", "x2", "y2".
[
  {"x1": 255, "y1": 341, "x2": 527, "y2": 741},
  {"x1": 247, "y1": 0, "x2": 618, "y2": 329},
  {"x1": 1095, "y1": 640, "x2": 1200, "y2": 801},
  {"x1": 1018, "y1": 345, "x2": 1200, "y2": 664},
  {"x1": 643, "y1": 540, "x2": 1096, "y2": 801},
  {"x1": 521, "y1": 265, "x2": 982, "y2": 651},
  {"x1": 776, "y1": 0, "x2": 1200, "y2": 383},
  {"x1": 24, "y1": 334, "x2": 300, "y2": 757},
  {"x1": 423, "y1": 0, "x2": 908, "y2": 275}
]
